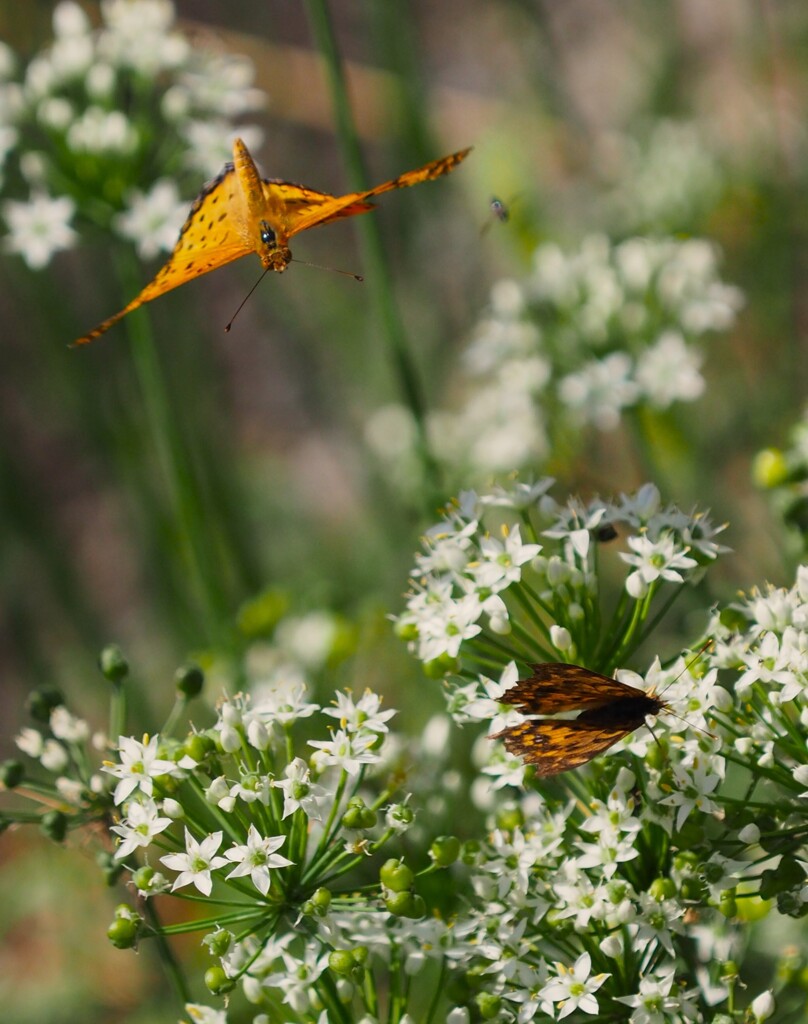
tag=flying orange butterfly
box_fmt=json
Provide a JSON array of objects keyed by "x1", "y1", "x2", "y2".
[
  {"x1": 490, "y1": 662, "x2": 668, "y2": 776},
  {"x1": 74, "y1": 138, "x2": 472, "y2": 345}
]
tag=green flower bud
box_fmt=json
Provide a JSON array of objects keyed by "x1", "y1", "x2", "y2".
[
  {"x1": 423, "y1": 654, "x2": 460, "y2": 679},
  {"x1": 648, "y1": 877, "x2": 677, "y2": 902},
  {"x1": 717, "y1": 891, "x2": 737, "y2": 918},
  {"x1": 394, "y1": 620, "x2": 418, "y2": 642},
  {"x1": 752, "y1": 448, "x2": 789, "y2": 489},
  {"x1": 495, "y1": 805, "x2": 524, "y2": 832},
  {"x1": 343, "y1": 801, "x2": 377, "y2": 829},
  {"x1": 204, "y1": 966, "x2": 235, "y2": 995},
  {"x1": 476, "y1": 992, "x2": 502, "y2": 1019},
  {"x1": 311, "y1": 887, "x2": 332, "y2": 913},
  {"x1": 175, "y1": 663, "x2": 204, "y2": 698},
  {"x1": 99, "y1": 644, "x2": 129, "y2": 683},
  {"x1": 205, "y1": 928, "x2": 234, "y2": 958},
  {"x1": 107, "y1": 917, "x2": 139, "y2": 949},
  {"x1": 430, "y1": 835, "x2": 461, "y2": 867},
  {"x1": 0, "y1": 760, "x2": 24, "y2": 788},
  {"x1": 380, "y1": 859, "x2": 414, "y2": 893},
  {"x1": 183, "y1": 733, "x2": 216, "y2": 762},
  {"x1": 461, "y1": 839, "x2": 482, "y2": 865},
  {"x1": 40, "y1": 809, "x2": 68, "y2": 842},
  {"x1": 680, "y1": 877, "x2": 705, "y2": 902},
  {"x1": 673, "y1": 850, "x2": 699, "y2": 872},
  {"x1": 605, "y1": 880, "x2": 629, "y2": 903},
  {"x1": 132, "y1": 866, "x2": 155, "y2": 891},
  {"x1": 328, "y1": 950, "x2": 355, "y2": 976},
  {"x1": 718, "y1": 606, "x2": 749, "y2": 633},
  {"x1": 703, "y1": 861, "x2": 728, "y2": 885},
  {"x1": 385, "y1": 891, "x2": 425, "y2": 919},
  {"x1": 719, "y1": 960, "x2": 739, "y2": 981},
  {"x1": 26, "y1": 685, "x2": 64, "y2": 723},
  {"x1": 387, "y1": 803, "x2": 415, "y2": 829}
]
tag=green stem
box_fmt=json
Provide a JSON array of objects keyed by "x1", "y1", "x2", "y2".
[
  {"x1": 141, "y1": 897, "x2": 191, "y2": 1002},
  {"x1": 109, "y1": 680, "x2": 127, "y2": 747},
  {"x1": 113, "y1": 248, "x2": 226, "y2": 643},
  {"x1": 302, "y1": 0, "x2": 443, "y2": 505},
  {"x1": 424, "y1": 958, "x2": 448, "y2": 1023}
]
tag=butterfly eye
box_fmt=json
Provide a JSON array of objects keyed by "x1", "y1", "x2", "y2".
[{"x1": 259, "y1": 221, "x2": 276, "y2": 246}]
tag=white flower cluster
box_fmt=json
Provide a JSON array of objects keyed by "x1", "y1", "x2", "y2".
[
  {"x1": 711, "y1": 565, "x2": 808, "y2": 781},
  {"x1": 105, "y1": 681, "x2": 395, "y2": 888},
  {"x1": 396, "y1": 479, "x2": 727, "y2": 671},
  {"x1": 522, "y1": 234, "x2": 741, "y2": 433},
  {"x1": 15, "y1": 704, "x2": 108, "y2": 806},
  {"x1": 1, "y1": 0, "x2": 265, "y2": 268},
  {"x1": 426, "y1": 563, "x2": 808, "y2": 1023},
  {"x1": 441, "y1": 580, "x2": 808, "y2": 1024},
  {"x1": 367, "y1": 234, "x2": 744, "y2": 486},
  {"x1": 600, "y1": 120, "x2": 725, "y2": 233}
]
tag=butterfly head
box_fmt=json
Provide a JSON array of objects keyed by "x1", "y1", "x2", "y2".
[{"x1": 257, "y1": 220, "x2": 292, "y2": 273}]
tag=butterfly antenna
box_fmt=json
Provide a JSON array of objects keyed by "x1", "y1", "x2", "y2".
[
  {"x1": 656, "y1": 638, "x2": 715, "y2": 699},
  {"x1": 663, "y1": 708, "x2": 717, "y2": 742},
  {"x1": 224, "y1": 268, "x2": 271, "y2": 333},
  {"x1": 290, "y1": 257, "x2": 363, "y2": 282},
  {"x1": 645, "y1": 718, "x2": 664, "y2": 752},
  {"x1": 651, "y1": 639, "x2": 718, "y2": 741}
]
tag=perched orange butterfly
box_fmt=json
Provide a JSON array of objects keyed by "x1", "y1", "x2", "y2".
[
  {"x1": 74, "y1": 138, "x2": 472, "y2": 345},
  {"x1": 490, "y1": 662, "x2": 668, "y2": 776}
]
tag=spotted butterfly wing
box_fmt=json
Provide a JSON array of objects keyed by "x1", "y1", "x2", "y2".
[
  {"x1": 280, "y1": 148, "x2": 471, "y2": 236},
  {"x1": 74, "y1": 139, "x2": 471, "y2": 345},
  {"x1": 490, "y1": 662, "x2": 667, "y2": 776}
]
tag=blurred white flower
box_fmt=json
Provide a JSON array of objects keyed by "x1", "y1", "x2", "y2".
[
  {"x1": 114, "y1": 179, "x2": 186, "y2": 258},
  {"x1": 2, "y1": 191, "x2": 77, "y2": 268}
]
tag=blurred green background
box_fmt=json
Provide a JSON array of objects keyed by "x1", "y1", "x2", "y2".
[{"x1": 2, "y1": 0, "x2": 808, "y2": 1020}]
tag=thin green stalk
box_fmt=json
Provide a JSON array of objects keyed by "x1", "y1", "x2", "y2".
[
  {"x1": 424, "y1": 959, "x2": 448, "y2": 1024},
  {"x1": 141, "y1": 897, "x2": 191, "y2": 1003},
  {"x1": 113, "y1": 248, "x2": 227, "y2": 643},
  {"x1": 302, "y1": 0, "x2": 442, "y2": 505},
  {"x1": 109, "y1": 681, "x2": 127, "y2": 747}
]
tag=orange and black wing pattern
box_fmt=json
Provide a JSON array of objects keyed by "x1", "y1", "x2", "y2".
[
  {"x1": 73, "y1": 165, "x2": 252, "y2": 346},
  {"x1": 501, "y1": 662, "x2": 644, "y2": 715},
  {"x1": 490, "y1": 662, "x2": 667, "y2": 776},
  {"x1": 259, "y1": 180, "x2": 376, "y2": 238},
  {"x1": 74, "y1": 142, "x2": 471, "y2": 346},
  {"x1": 284, "y1": 148, "x2": 472, "y2": 237}
]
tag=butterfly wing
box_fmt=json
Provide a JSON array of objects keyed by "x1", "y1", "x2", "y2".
[
  {"x1": 491, "y1": 717, "x2": 634, "y2": 776},
  {"x1": 500, "y1": 662, "x2": 645, "y2": 716},
  {"x1": 74, "y1": 165, "x2": 252, "y2": 346},
  {"x1": 258, "y1": 180, "x2": 376, "y2": 241},
  {"x1": 283, "y1": 147, "x2": 472, "y2": 238}
]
